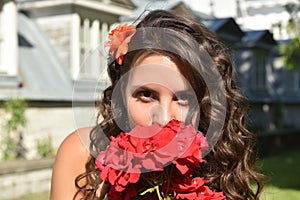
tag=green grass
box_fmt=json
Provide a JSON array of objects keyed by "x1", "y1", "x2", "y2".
[
  {"x1": 260, "y1": 150, "x2": 300, "y2": 200},
  {"x1": 260, "y1": 150, "x2": 300, "y2": 190},
  {"x1": 16, "y1": 150, "x2": 300, "y2": 200},
  {"x1": 261, "y1": 186, "x2": 300, "y2": 200}
]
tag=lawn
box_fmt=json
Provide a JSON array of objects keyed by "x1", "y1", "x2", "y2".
[
  {"x1": 259, "y1": 149, "x2": 300, "y2": 200},
  {"x1": 261, "y1": 186, "x2": 300, "y2": 200},
  {"x1": 16, "y1": 150, "x2": 300, "y2": 200}
]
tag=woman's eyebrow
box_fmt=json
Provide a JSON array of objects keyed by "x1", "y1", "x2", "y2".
[
  {"x1": 129, "y1": 85, "x2": 155, "y2": 93},
  {"x1": 129, "y1": 85, "x2": 193, "y2": 96}
]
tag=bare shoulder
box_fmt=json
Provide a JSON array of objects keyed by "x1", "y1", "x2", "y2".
[
  {"x1": 55, "y1": 127, "x2": 92, "y2": 166},
  {"x1": 58, "y1": 127, "x2": 92, "y2": 157},
  {"x1": 50, "y1": 127, "x2": 93, "y2": 200}
]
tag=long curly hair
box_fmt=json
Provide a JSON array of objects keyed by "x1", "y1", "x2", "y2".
[{"x1": 74, "y1": 10, "x2": 266, "y2": 200}]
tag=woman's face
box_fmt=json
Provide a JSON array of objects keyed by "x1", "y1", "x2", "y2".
[{"x1": 124, "y1": 54, "x2": 198, "y2": 127}]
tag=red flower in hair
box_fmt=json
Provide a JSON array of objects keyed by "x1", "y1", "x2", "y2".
[{"x1": 105, "y1": 23, "x2": 136, "y2": 65}]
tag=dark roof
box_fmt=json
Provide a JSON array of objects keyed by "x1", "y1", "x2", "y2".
[
  {"x1": 242, "y1": 30, "x2": 277, "y2": 48},
  {"x1": 202, "y1": 18, "x2": 244, "y2": 43},
  {"x1": 203, "y1": 18, "x2": 228, "y2": 31}
]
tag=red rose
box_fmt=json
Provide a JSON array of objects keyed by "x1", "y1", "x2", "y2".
[
  {"x1": 169, "y1": 176, "x2": 226, "y2": 200},
  {"x1": 196, "y1": 186, "x2": 226, "y2": 200},
  {"x1": 96, "y1": 134, "x2": 141, "y2": 192},
  {"x1": 172, "y1": 125, "x2": 208, "y2": 175},
  {"x1": 170, "y1": 176, "x2": 205, "y2": 193}
]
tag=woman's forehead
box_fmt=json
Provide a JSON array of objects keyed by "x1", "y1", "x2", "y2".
[
  {"x1": 127, "y1": 55, "x2": 190, "y2": 92},
  {"x1": 133, "y1": 54, "x2": 175, "y2": 68}
]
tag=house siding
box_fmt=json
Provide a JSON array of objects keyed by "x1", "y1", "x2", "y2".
[{"x1": 36, "y1": 14, "x2": 72, "y2": 71}]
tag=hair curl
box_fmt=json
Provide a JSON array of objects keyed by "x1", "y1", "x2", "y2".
[{"x1": 74, "y1": 10, "x2": 266, "y2": 200}]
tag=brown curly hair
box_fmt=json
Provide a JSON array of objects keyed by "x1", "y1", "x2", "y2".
[{"x1": 74, "y1": 10, "x2": 266, "y2": 200}]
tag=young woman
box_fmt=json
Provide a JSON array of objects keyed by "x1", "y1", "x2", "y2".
[{"x1": 51, "y1": 10, "x2": 265, "y2": 200}]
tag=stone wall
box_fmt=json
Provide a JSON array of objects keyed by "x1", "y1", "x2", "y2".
[
  {"x1": 0, "y1": 157, "x2": 54, "y2": 200},
  {"x1": 0, "y1": 106, "x2": 95, "y2": 159},
  {"x1": 24, "y1": 107, "x2": 76, "y2": 158}
]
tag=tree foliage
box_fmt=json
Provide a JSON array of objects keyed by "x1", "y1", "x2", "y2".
[{"x1": 280, "y1": 2, "x2": 300, "y2": 71}]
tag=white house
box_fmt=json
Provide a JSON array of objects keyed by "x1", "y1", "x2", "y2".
[{"x1": 0, "y1": 0, "x2": 135, "y2": 159}]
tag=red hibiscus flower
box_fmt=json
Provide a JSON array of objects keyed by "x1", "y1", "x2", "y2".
[{"x1": 105, "y1": 23, "x2": 136, "y2": 65}]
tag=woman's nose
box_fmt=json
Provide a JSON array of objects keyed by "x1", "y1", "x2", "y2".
[{"x1": 150, "y1": 102, "x2": 175, "y2": 126}]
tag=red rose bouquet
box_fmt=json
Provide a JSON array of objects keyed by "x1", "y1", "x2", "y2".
[{"x1": 96, "y1": 120, "x2": 226, "y2": 200}]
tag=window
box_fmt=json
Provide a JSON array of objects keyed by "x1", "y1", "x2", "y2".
[{"x1": 251, "y1": 50, "x2": 267, "y2": 91}]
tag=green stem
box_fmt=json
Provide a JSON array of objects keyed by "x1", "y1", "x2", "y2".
[
  {"x1": 155, "y1": 185, "x2": 163, "y2": 200},
  {"x1": 165, "y1": 165, "x2": 174, "y2": 196},
  {"x1": 139, "y1": 185, "x2": 163, "y2": 200}
]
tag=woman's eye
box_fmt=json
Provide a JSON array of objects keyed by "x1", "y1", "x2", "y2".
[
  {"x1": 175, "y1": 93, "x2": 195, "y2": 106},
  {"x1": 134, "y1": 90, "x2": 156, "y2": 102}
]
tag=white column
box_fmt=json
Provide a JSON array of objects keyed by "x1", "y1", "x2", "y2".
[
  {"x1": 100, "y1": 22, "x2": 108, "y2": 78},
  {"x1": 70, "y1": 13, "x2": 80, "y2": 80},
  {"x1": 90, "y1": 20, "x2": 100, "y2": 76},
  {"x1": 91, "y1": 20, "x2": 100, "y2": 49},
  {"x1": 81, "y1": 18, "x2": 91, "y2": 76},
  {"x1": 1, "y1": 1, "x2": 18, "y2": 76},
  {"x1": 83, "y1": 18, "x2": 90, "y2": 52}
]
